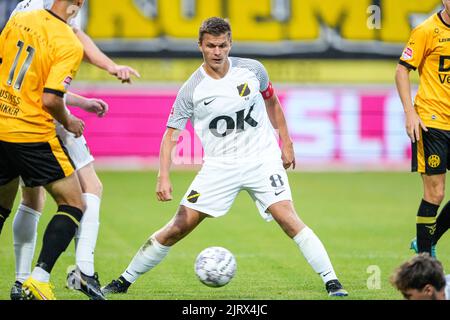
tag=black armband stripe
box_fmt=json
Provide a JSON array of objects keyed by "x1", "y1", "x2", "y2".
[
  {"x1": 398, "y1": 60, "x2": 417, "y2": 71},
  {"x1": 43, "y1": 88, "x2": 65, "y2": 97}
]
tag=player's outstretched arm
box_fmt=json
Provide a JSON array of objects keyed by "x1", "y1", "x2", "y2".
[
  {"x1": 66, "y1": 92, "x2": 109, "y2": 117},
  {"x1": 73, "y1": 28, "x2": 140, "y2": 83},
  {"x1": 265, "y1": 94, "x2": 295, "y2": 169},
  {"x1": 156, "y1": 127, "x2": 181, "y2": 202},
  {"x1": 395, "y1": 64, "x2": 427, "y2": 143},
  {"x1": 43, "y1": 93, "x2": 84, "y2": 137}
]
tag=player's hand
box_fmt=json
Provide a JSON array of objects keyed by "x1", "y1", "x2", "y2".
[
  {"x1": 405, "y1": 109, "x2": 428, "y2": 143},
  {"x1": 108, "y1": 64, "x2": 140, "y2": 84},
  {"x1": 281, "y1": 142, "x2": 296, "y2": 170},
  {"x1": 64, "y1": 114, "x2": 85, "y2": 138},
  {"x1": 83, "y1": 98, "x2": 109, "y2": 117},
  {"x1": 156, "y1": 176, "x2": 173, "y2": 202}
]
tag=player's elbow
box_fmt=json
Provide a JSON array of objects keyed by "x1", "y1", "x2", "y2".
[
  {"x1": 42, "y1": 92, "x2": 64, "y2": 111},
  {"x1": 164, "y1": 127, "x2": 181, "y2": 143}
]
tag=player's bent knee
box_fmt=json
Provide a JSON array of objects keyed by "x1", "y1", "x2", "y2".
[
  {"x1": 167, "y1": 225, "x2": 187, "y2": 242},
  {"x1": 156, "y1": 226, "x2": 186, "y2": 246},
  {"x1": 434, "y1": 192, "x2": 445, "y2": 204},
  {"x1": 424, "y1": 188, "x2": 445, "y2": 205},
  {"x1": 168, "y1": 217, "x2": 192, "y2": 240},
  {"x1": 162, "y1": 208, "x2": 199, "y2": 243},
  {"x1": 77, "y1": 165, "x2": 103, "y2": 197},
  {"x1": 21, "y1": 187, "x2": 46, "y2": 212},
  {"x1": 269, "y1": 201, "x2": 305, "y2": 238},
  {"x1": 83, "y1": 179, "x2": 103, "y2": 198},
  {"x1": 54, "y1": 195, "x2": 86, "y2": 213}
]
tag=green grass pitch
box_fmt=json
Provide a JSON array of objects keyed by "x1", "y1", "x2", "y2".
[{"x1": 1, "y1": 171, "x2": 449, "y2": 300}]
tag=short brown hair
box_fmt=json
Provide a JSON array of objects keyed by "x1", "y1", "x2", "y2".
[
  {"x1": 198, "y1": 17, "x2": 231, "y2": 43},
  {"x1": 390, "y1": 253, "x2": 446, "y2": 292}
]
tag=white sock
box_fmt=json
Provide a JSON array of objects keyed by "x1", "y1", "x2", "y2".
[
  {"x1": 293, "y1": 226, "x2": 338, "y2": 284},
  {"x1": 122, "y1": 236, "x2": 170, "y2": 283},
  {"x1": 31, "y1": 266, "x2": 50, "y2": 283},
  {"x1": 13, "y1": 204, "x2": 40, "y2": 283},
  {"x1": 75, "y1": 193, "x2": 100, "y2": 277}
]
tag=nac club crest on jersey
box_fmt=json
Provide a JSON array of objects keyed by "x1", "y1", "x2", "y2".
[
  {"x1": 187, "y1": 190, "x2": 201, "y2": 203},
  {"x1": 237, "y1": 83, "x2": 250, "y2": 97}
]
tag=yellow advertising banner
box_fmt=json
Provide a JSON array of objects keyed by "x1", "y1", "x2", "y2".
[
  {"x1": 76, "y1": 58, "x2": 420, "y2": 83},
  {"x1": 83, "y1": 0, "x2": 442, "y2": 57}
]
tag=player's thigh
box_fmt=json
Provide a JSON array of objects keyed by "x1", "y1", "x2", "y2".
[
  {"x1": 10, "y1": 137, "x2": 83, "y2": 210},
  {"x1": 180, "y1": 162, "x2": 241, "y2": 217},
  {"x1": 15, "y1": 136, "x2": 75, "y2": 189},
  {"x1": 170, "y1": 205, "x2": 210, "y2": 230},
  {"x1": 44, "y1": 173, "x2": 84, "y2": 210},
  {"x1": 76, "y1": 162, "x2": 102, "y2": 197},
  {"x1": 20, "y1": 185, "x2": 46, "y2": 212},
  {"x1": 412, "y1": 128, "x2": 448, "y2": 174},
  {"x1": 244, "y1": 159, "x2": 293, "y2": 222},
  {"x1": 156, "y1": 205, "x2": 210, "y2": 245}
]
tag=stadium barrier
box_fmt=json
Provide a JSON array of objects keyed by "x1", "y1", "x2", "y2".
[{"x1": 71, "y1": 85, "x2": 411, "y2": 171}]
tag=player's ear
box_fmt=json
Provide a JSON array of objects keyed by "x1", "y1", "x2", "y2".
[
  {"x1": 422, "y1": 284, "x2": 435, "y2": 297},
  {"x1": 75, "y1": 0, "x2": 85, "y2": 7}
]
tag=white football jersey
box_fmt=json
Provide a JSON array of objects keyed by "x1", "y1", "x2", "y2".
[
  {"x1": 10, "y1": 0, "x2": 80, "y2": 28},
  {"x1": 167, "y1": 57, "x2": 281, "y2": 162}
]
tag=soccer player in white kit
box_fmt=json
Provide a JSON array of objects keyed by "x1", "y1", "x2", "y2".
[
  {"x1": 102, "y1": 17, "x2": 348, "y2": 297},
  {"x1": 7, "y1": 0, "x2": 139, "y2": 300},
  {"x1": 391, "y1": 253, "x2": 450, "y2": 300}
]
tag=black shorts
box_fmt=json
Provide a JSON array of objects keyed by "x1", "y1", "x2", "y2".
[
  {"x1": 0, "y1": 136, "x2": 75, "y2": 187},
  {"x1": 412, "y1": 127, "x2": 450, "y2": 175}
]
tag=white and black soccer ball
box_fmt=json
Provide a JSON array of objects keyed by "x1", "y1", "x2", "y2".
[{"x1": 194, "y1": 246, "x2": 237, "y2": 288}]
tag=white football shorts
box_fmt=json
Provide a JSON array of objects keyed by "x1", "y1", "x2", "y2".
[
  {"x1": 180, "y1": 158, "x2": 293, "y2": 221},
  {"x1": 56, "y1": 123, "x2": 94, "y2": 170}
]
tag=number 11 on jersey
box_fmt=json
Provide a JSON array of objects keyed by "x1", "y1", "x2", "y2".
[{"x1": 7, "y1": 40, "x2": 35, "y2": 90}]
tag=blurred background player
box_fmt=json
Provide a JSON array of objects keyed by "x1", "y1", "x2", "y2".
[
  {"x1": 101, "y1": 17, "x2": 348, "y2": 298},
  {"x1": 7, "y1": 0, "x2": 139, "y2": 300},
  {"x1": 396, "y1": 0, "x2": 450, "y2": 257},
  {"x1": 0, "y1": 0, "x2": 99, "y2": 300},
  {"x1": 391, "y1": 253, "x2": 450, "y2": 300}
]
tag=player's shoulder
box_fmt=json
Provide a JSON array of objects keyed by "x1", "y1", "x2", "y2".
[
  {"x1": 11, "y1": 8, "x2": 40, "y2": 20},
  {"x1": 411, "y1": 13, "x2": 440, "y2": 35},
  {"x1": 13, "y1": 0, "x2": 46, "y2": 13},
  {"x1": 230, "y1": 56, "x2": 265, "y2": 70},
  {"x1": 45, "y1": 17, "x2": 83, "y2": 60},
  {"x1": 230, "y1": 57, "x2": 268, "y2": 80},
  {"x1": 43, "y1": 11, "x2": 80, "y2": 42},
  {"x1": 179, "y1": 68, "x2": 205, "y2": 95}
]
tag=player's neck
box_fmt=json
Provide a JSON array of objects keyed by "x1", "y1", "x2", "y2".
[
  {"x1": 441, "y1": 9, "x2": 450, "y2": 26},
  {"x1": 203, "y1": 60, "x2": 230, "y2": 79},
  {"x1": 49, "y1": 3, "x2": 74, "y2": 22}
]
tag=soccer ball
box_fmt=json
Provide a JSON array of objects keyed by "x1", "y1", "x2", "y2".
[{"x1": 194, "y1": 246, "x2": 237, "y2": 287}]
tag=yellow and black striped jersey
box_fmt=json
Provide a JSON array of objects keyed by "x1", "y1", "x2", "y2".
[
  {"x1": 399, "y1": 12, "x2": 450, "y2": 130},
  {"x1": 0, "y1": 9, "x2": 83, "y2": 143}
]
